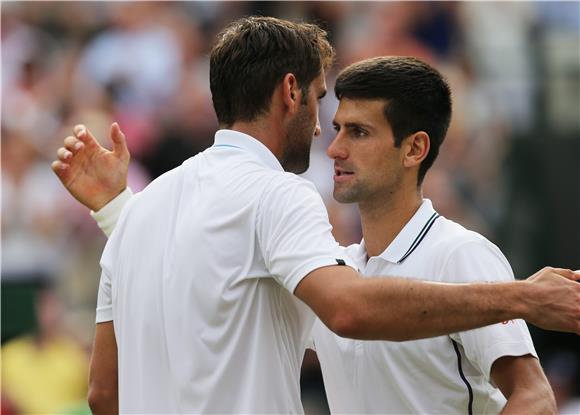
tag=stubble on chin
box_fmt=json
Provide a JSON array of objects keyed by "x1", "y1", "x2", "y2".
[
  {"x1": 281, "y1": 132, "x2": 313, "y2": 174},
  {"x1": 333, "y1": 186, "x2": 356, "y2": 204}
]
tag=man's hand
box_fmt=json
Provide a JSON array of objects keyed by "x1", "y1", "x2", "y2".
[
  {"x1": 523, "y1": 267, "x2": 580, "y2": 334},
  {"x1": 51, "y1": 123, "x2": 130, "y2": 211}
]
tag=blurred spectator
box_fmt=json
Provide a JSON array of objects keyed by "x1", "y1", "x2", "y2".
[
  {"x1": 75, "y1": 3, "x2": 182, "y2": 110},
  {"x1": 1, "y1": 284, "x2": 89, "y2": 413},
  {"x1": 1, "y1": 130, "x2": 69, "y2": 280}
]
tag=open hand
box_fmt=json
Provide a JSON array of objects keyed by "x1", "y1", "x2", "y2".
[{"x1": 51, "y1": 123, "x2": 130, "y2": 211}]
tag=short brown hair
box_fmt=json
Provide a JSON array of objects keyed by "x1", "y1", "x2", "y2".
[{"x1": 210, "y1": 16, "x2": 334, "y2": 127}]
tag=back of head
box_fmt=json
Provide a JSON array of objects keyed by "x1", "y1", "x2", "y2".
[
  {"x1": 335, "y1": 56, "x2": 452, "y2": 185},
  {"x1": 210, "y1": 16, "x2": 334, "y2": 127}
]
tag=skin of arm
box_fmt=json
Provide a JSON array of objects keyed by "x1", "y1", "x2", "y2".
[
  {"x1": 294, "y1": 265, "x2": 580, "y2": 341},
  {"x1": 88, "y1": 322, "x2": 119, "y2": 415},
  {"x1": 491, "y1": 355, "x2": 557, "y2": 415}
]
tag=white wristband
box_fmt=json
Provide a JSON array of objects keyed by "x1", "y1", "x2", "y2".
[{"x1": 90, "y1": 187, "x2": 134, "y2": 237}]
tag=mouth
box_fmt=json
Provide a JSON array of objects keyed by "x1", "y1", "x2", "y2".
[{"x1": 334, "y1": 166, "x2": 355, "y2": 182}]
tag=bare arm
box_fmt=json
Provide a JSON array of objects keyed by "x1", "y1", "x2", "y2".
[
  {"x1": 88, "y1": 321, "x2": 118, "y2": 415},
  {"x1": 295, "y1": 265, "x2": 580, "y2": 341},
  {"x1": 492, "y1": 355, "x2": 557, "y2": 414}
]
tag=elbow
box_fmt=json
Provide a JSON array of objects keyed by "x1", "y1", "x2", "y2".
[
  {"x1": 326, "y1": 306, "x2": 414, "y2": 342},
  {"x1": 318, "y1": 285, "x2": 363, "y2": 339},
  {"x1": 88, "y1": 384, "x2": 118, "y2": 415},
  {"x1": 324, "y1": 294, "x2": 374, "y2": 339},
  {"x1": 327, "y1": 307, "x2": 360, "y2": 338}
]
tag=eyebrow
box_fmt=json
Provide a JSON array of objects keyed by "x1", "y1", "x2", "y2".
[{"x1": 333, "y1": 121, "x2": 375, "y2": 131}]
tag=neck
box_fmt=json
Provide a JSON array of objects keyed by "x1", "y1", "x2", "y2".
[
  {"x1": 359, "y1": 186, "x2": 423, "y2": 258},
  {"x1": 229, "y1": 116, "x2": 284, "y2": 161}
]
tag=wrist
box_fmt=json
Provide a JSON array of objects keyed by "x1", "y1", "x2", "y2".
[
  {"x1": 508, "y1": 280, "x2": 533, "y2": 321},
  {"x1": 90, "y1": 184, "x2": 127, "y2": 212},
  {"x1": 91, "y1": 187, "x2": 133, "y2": 237}
]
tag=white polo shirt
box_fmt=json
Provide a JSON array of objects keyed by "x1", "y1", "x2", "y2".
[
  {"x1": 313, "y1": 199, "x2": 537, "y2": 414},
  {"x1": 96, "y1": 129, "x2": 352, "y2": 413}
]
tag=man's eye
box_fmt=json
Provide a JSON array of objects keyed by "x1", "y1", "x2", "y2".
[
  {"x1": 353, "y1": 128, "x2": 367, "y2": 137},
  {"x1": 333, "y1": 124, "x2": 340, "y2": 132}
]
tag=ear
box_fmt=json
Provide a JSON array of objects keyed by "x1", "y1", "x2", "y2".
[
  {"x1": 281, "y1": 73, "x2": 301, "y2": 114},
  {"x1": 402, "y1": 131, "x2": 430, "y2": 168}
]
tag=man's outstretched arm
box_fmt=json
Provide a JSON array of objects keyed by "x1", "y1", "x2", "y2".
[{"x1": 294, "y1": 264, "x2": 580, "y2": 341}]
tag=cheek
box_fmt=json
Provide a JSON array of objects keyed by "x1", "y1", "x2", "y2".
[{"x1": 363, "y1": 149, "x2": 399, "y2": 182}]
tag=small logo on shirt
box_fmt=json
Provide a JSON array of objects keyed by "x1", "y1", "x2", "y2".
[{"x1": 336, "y1": 259, "x2": 346, "y2": 266}]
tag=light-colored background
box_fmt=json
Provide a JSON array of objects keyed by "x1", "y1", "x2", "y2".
[{"x1": 2, "y1": 2, "x2": 579, "y2": 413}]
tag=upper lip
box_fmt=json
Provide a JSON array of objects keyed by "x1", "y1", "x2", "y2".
[{"x1": 335, "y1": 165, "x2": 354, "y2": 176}]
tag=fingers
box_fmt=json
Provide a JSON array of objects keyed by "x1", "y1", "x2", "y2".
[
  {"x1": 550, "y1": 268, "x2": 580, "y2": 281},
  {"x1": 64, "y1": 135, "x2": 84, "y2": 153},
  {"x1": 110, "y1": 122, "x2": 130, "y2": 163},
  {"x1": 57, "y1": 147, "x2": 72, "y2": 161},
  {"x1": 73, "y1": 124, "x2": 100, "y2": 149},
  {"x1": 51, "y1": 160, "x2": 68, "y2": 179}
]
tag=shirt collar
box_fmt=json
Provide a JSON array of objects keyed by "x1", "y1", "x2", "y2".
[
  {"x1": 368, "y1": 199, "x2": 440, "y2": 264},
  {"x1": 213, "y1": 129, "x2": 284, "y2": 172}
]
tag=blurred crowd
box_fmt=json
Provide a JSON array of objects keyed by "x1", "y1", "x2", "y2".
[{"x1": 2, "y1": 2, "x2": 579, "y2": 413}]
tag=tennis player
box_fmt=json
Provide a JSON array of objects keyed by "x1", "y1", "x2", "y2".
[
  {"x1": 312, "y1": 56, "x2": 555, "y2": 414},
  {"x1": 52, "y1": 17, "x2": 580, "y2": 414}
]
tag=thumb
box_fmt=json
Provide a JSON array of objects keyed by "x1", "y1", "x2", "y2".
[{"x1": 110, "y1": 122, "x2": 130, "y2": 163}]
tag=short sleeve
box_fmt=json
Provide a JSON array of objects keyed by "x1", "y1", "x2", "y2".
[
  {"x1": 256, "y1": 175, "x2": 354, "y2": 294},
  {"x1": 96, "y1": 268, "x2": 113, "y2": 323},
  {"x1": 95, "y1": 229, "x2": 118, "y2": 323},
  {"x1": 445, "y1": 239, "x2": 537, "y2": 380}
]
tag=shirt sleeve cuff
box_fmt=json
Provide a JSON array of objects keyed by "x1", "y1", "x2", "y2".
[
  {"x1": 90, "y1": 187, "x2": 134, "y2": 237},
  {"x1": 483, "y1": 341, "x2": 538, "y2": 382},
  {"x1": 95, "y1": 305, "x2": 113, "y2": 323},
  {"x1": 288, "y1": 254, "x2": 357, "y2": 294}
]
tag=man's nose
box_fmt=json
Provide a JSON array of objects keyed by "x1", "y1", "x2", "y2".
[
  {"x1": 314, "y1": 117, "x2": 321, "y2": 137},
  {"x1": 327, "y1": 134, "x2": 347, "y2": 159}
]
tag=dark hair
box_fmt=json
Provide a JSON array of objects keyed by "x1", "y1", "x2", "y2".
[
  {"x1": 210, "y1": 16, "x2": 334, "y2": 127},
  {"x1": 335, "y1": 56, "x2": 452, "y2": 185}
]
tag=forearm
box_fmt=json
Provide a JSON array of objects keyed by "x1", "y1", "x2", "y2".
[
  {"x1": 493, "y1": 355, "x2": 556, "y2": 415},
  {"x1": 342, "y1": 277, "x2": 529, "y2": 341},
  {"x1": 89, "y1": 321, "x2": 119, "y2": 415},
  {"x1": 501, "y1": 389, "x2": 556, "y2": 415}
]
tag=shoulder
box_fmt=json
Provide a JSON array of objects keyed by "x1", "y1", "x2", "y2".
[
  {"x1": 431, "y1": 217, "x2": 502, "y2": 256},
  {"x1": 429, "y1": 217, "x2": 513, "y2": 282},
  {"x1": 260, "y1": 173, "x2": 322, "y2": 208},
  {"x1": 268, "y1": 171, "x2": 319, "y2": 191},
  {"x1": 256, "y1": 174, "x2": 331, "y2": 237}
]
